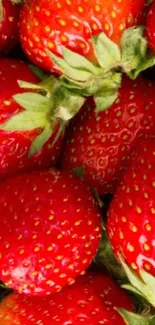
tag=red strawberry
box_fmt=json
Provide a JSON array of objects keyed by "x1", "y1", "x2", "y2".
[
  {"x1": 0, "y1": 59, "x2": 63, "y2": 179},
  {"x1": 0, "y1": 168, "x2": 101, "y2": 295},
  {"x1": 146, "y1": 1, "x2": 155, "y2": 54},
  {"x1": 107, "y1": 137, "x2": 155, "y2": 306},
  {"x1": 0, "y1": 0, "x2": 21, "y2": 54},
  {"x1": 61, "y1": 77, "x2": 155, "y2": 195},
  {"x1": 19, "y1": 0, "x2": 145, "y2": 73},
  {"x1": 107, "y1": 137, "x2": 155, "y2": 276},
  {"x1": 0, "y1": 272, "x2": 134, "y2": 325}
]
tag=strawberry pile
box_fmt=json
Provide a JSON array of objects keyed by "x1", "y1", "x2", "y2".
[{"x1": 0, "y1": 0, "x2": 155, "y2": 324}]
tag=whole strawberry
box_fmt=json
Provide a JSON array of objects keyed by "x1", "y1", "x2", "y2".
[
  {"x1": 0, "y1": 272, "x2": 133, "y2": 325},
  {"x1": 107, "y1": 137, "x2": 155, "y2": 306},
  {"x1": 107, "y1": 136, "x2": 155, "y2": 276},
  {"x1": 0, "y1": 0, "x2": 21, "y2": 54},
  {"x1": 146, "y1": 1, "x2": 155, "y2": 54},
  {"x1": 61, "y1": 77, "x2": 155, "y2": 195},
  {"x1": 0, "y1": 168, "x2": 101, "y2": 295},
  {"x1": 0, "y1": 59, "x2": 63, "y2": 179},
  {"x1": 19, "y1": 0, "x2": 145, "y2": 73}
]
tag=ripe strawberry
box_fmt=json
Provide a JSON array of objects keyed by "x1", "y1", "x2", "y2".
[
  {"x1": 0, "y1": 0, "x2": 21, "y2": 54},
  {"x1": 61, "y1": 77, "x2": 155, "y2": 195},
  {"x1": 0, "y1": 168, "x2": 101, "y2": 295},
  {"x1": 0, "y1": 59, "x2": 63, "y2": 179},
  {"x1": 0, "y1": 272, "x2": 133, "y2": 325},
  {"x1": 19, "y1": 0, "x2": 145, "y2": 73},
  {"x1": 107, "y1": 137, "x2": 155, "y2": 276},
  {"x1": 146, "y1": 1, "x2": 155, "y2": 54}
]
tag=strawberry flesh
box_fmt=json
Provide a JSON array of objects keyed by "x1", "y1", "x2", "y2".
[
  {"x1": 0, "y1": 168, "x2": 102, "y2": 295},
  {"x1": 0, "y1": 272, "x2": 133, "y2": 324}
]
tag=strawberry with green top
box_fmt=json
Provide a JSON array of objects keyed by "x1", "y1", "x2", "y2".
[
  {"x1": 0, "y1": 272, "x2": 139, "y2": 325},
  {"x1": 0, "y1": 59, "x2": 64, "y2": 179},
  {"x1": 61, "y1": 77, "x2": 155, "y2": 195},
  {"x1": 0, "y1": 0, "x2": 21, "y2": 54},
  {"x1": 0, "y1": 168, "x2": 102, "y2": 295},
  {"x1": 107, "y1": 137, "x2": 155, "y2": 307},
  {"x1": 19, "y1": 0, "x2": 145, "y2": 73}
]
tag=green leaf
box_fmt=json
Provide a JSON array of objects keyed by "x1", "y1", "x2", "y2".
[
  {"x1": 18, "y1": 80, "x2": 44, "y2": 91},
  {"x1": 11, "y1": 0, "x2": 22, "y2": 3},
  {"x1": 47, "y1": 50, "x2": 93, "y2": 82},
  {"x1": 121, "y1": 26, "x2": 155, "y2": 78},
  {"x1": 94, "y1": 91, "x2": 118, "y2": 112},
  {"x1": 61, "y1": 46, "x2": 101, "y2": 75},
  {"x1": 28, "y1": 123, "x2": 53, "y2": 157},
  {"x1": 129, "y1": 54, "x2": 155, "y2": 79},
  {"x1": 72, "y1": 166, "x2": 85, "y2": 179},
  {"x1": 117, "y1": 309, "x2": 152, "y2": 325},
  {"x1": 55, "y1": 88, "x2": 85, "y2": 121},
  {"x1": 94, "y1": 232, "x2": 126, "y2": 280},
  {"x1": 28, "y1": 64, "x2": 47, "y2": 80},
  {"x1": 0, "y1": 111, "x2": 46, "y2": 131},
  {"x1": 91, "y1": 32, "x2": 121, "y2": 70},
  {"x1": 120, "y1": 258, "x2": 155, "y2": 307},
  {"x1": 13, "y1": 93, "x2": 52, "y2": 112}
]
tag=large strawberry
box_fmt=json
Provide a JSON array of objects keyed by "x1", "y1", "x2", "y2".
[
  {"x1": 146, "y1": 1, "x2": 155, "y2": 54},
  {"x1": 107, "y1": 137, "x2": 155, "y2": 307},
  {"x1": 19, "y1": 0, "x2": 145, "y2": 73},
  {"x1": 0, "y1": 272, "x2": 138, "y2": 325},
  {"x1": 0, "y1": 0, "x2": 21, "y2": 54},
  {"x1": 61, "y1": 77, "x2": 155, "y2": 195},
  {"x1": 0, "y1": 168, "x2": 101, "y2": 295},
  {"x1": 0, "y1": 59, "x2": 64, "y2": 179}
]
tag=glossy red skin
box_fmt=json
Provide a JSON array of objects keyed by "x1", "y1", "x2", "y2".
[
  {"x1": 61, "y1": 77, "x2": 155, "y2": 195},
  {"x1": 0, "y1": 59, "x2": 63, "y2": 179},
  {"x1": 0, "y1": 168, "x2": 102, "y2": 295},
  {"x1": 107, "y1": 137, "x2": 155, "y2": 276},
  {"x1": 0, "y1": 0, "x2": 20, "y2": 54},
  {"x1": 0, "y1": 272, "x2": 133, "y2": 325},
  {"x1": 146, "y1": 1, "x2": 155, "y2": 54},
  {"x1": 20, "y1": 0, "x2": 145, "y2": 73}
]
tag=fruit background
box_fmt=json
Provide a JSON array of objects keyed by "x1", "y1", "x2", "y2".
[{"x1": 0, "y1": 0, "x2": 155, "y2": 324}]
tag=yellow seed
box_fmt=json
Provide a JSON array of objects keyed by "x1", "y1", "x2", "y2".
[
  {"x1": 34, "y1": 247, "x2": 40, "y2": 252},
  {"x1": 144, "y1": 243, "x2": 150, "y2": 251},
  {"x1": 145, "y1": 224, "x2": 152, "y2": 231},
  {"x1": 45, "y1": 264, "x2": 52, "y2": 269},
  {"x1": 131, "y1": 263, "x2": 138, "y2": 270}
]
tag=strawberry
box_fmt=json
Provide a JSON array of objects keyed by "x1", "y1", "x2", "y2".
[
  {"x1": 0, "y1": 59, "x2": 63, "y2": 179},
  {"x1": 0, "y1": 0, "x2": 21, "y2": 54},
  {"x1": 19, "y1": 0, "x2": 145, "y2": 73},
  {"x1": 107, "y1": 137, "x2": 155, "y2": 306},
  {"x1": 0, "y1": 272, "x2": 134, "y2": 325},
  {"x1": 0, "y1": 168, "x2": 101, "y2": 295},
  {"x1": 146, "y1": 1, "x2": 155, "y2": 54},
  {"x1": 61, "y1": 77, "x2": 155, "y2": 195}
]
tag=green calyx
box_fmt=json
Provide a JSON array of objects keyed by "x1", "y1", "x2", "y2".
[
  {"x1": 120, "y1": 258, "x2": 155, "y2": 307},
  {"x1": 0, "y1": 74, "x2": 85, "y2": 157},
  {"x1": 94, "y1": 232, "x2": 126, "y2": 281},
  {"x1": 47, "y1": 26, "x2": 155, "y2": 112},
  {"x1": 117, "y1": 309, "x2": 155, "y2": 325}
]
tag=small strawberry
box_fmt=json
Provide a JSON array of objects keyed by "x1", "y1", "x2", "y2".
[
  {"x1": 0, "y1": 59, "x2": 63, "y2": 179},
  {"x1": 0, "y1": 272, "x2": 134, "y2": 325},
  {"x1": 107, "y1": 137, "x2": 155, "y2": 306},
  {"x1": 19, "y1": 0, "x2": 145, "y2": 73},
  {"x1": 61, "y1": 77, "x2": 155, "y2": 195},
  {"x1": 146, "y1": 1, "x2": 155, "y2": 54},
  {"x1": 0, "y1": 0, "x2": 21, "y2": 54},
  {"x1": 0, "y1": 168, "x2": 101, "y2": 295}
]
